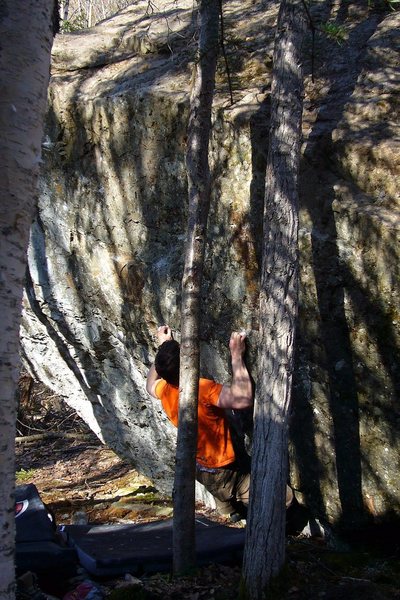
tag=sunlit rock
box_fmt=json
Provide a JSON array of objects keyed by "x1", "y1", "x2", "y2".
[{"x1": 21, "y1": 0, "x2": 400, "y2": 527}]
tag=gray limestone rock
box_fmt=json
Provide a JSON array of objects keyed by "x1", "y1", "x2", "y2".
[{"x1": 21, "y1": 0, "x2": 400, "y2": 526}]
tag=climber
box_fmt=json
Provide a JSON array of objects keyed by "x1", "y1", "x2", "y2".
[{"x1": 146, "y1": 325, "x2": 253, "y2": 520}]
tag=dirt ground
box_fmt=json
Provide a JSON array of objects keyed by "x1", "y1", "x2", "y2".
[{"x1": 15, "y1": 378, "x2": 400, "y2": 600}]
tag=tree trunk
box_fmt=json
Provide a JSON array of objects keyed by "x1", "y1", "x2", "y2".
[
  {"x1": 242, "y1": 0, "x2": 305, "y2": 597},
  {"x1": 0, "y1": 3, "x2": 55, "y2": 598},
  {"x1": 87, "y1": 0, "x2": 93, "y2": 27},
  {"x1": 61, "y1": 0, "x2": 70, "y2": 24},
  {"x1": 173, "y1": 0, "x2": 219, "y2": 575}
]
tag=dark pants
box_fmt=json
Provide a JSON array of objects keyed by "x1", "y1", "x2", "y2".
[
  {"x1": 196, "y1": 463, "x2": 294, "y2": 516},
  {"x1": 196, "y1": 463, "x2": 250, "y2": 515}
]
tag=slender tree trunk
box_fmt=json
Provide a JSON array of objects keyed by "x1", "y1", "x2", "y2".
[
  {"x1": 60, "y1": 0, "x2": 70, "y2": 24},
  {"x1": 173, "y1": 0, "x2": 219, "y2": 575},
  {"x1": 242, "y1": 0, "x2": 305, "y2": 597},
  {"x1": 0, "y1": 3, "x2": 55, "y2": 599},
  {"x1": 87, "y1": 0, "x2": 93, "y2": 27},
  {"x1": 100, "y1": 0, "x2": 107, "y2": 21}
]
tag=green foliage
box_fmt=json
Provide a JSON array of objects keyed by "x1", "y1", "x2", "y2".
[
  {"x1": 319, "y1": 22, "x2": 348, "y2": 45},
  {"x1": 16, "y1": 468, "x2": 36, "y2": 482},
  {"x1": 60, "y1": 11, "x2": 87, "y2": 33}
]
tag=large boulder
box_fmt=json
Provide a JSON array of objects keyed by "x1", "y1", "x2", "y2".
[{"x1": 21, "y1": 0, "x2": 400, "y2": 527}]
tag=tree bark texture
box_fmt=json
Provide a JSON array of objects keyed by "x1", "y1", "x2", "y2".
[
  {"x1": 0, "y1": 3, "x2": 54, "y2": 598},
  {"x1": 61, "y1": 0, "x2": 71, "y2": 24},
  {"x1": 173, "y1": 0, "x2": 219, "y2": 574},
  {"x1": 242, "y1": 0, "x2": 306, "y2": 597}
]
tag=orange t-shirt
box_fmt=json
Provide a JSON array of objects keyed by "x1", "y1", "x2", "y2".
[{"x1": 155, "y1": 378, "x2": 235, "y2": 469}]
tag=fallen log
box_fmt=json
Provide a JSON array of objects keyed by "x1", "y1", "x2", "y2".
[{"x1": 15, "y1": 431, "x2": 93, "y2": 444}]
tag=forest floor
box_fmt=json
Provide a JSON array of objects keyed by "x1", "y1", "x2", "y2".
[{"x1": 15, "y1": 378, "x2": 400, "y2": 600}]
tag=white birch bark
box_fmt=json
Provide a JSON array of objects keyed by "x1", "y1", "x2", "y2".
[
  {"x1": 242, "y1": 0, "x2": 306, "y2": 597},
  {"x1": 0, "y1": 3, "x2": 54, "y2": 598}
]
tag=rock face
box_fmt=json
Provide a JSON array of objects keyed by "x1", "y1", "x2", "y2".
[{"x1": 21, "y1": 0, "x2": 400, "y2": 527}]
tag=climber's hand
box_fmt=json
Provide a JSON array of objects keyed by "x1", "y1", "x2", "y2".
[{"x1": 157, "y1": 325, "x2": 173, "y2": 345}]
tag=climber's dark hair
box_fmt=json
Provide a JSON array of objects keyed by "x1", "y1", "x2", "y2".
[{"x1": 155, "y1": 340, "x2": 180, "y2": 386}]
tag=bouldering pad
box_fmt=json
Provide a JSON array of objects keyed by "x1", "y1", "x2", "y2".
[
  {"x1": 15, "y1": 483, "x2": 77, "y2": 577},
  {"x1": 61, "y1": 516, "x2": 245, "y2": 577},
  {"x1": 16, "y1": 540, "x2": 78, "y2": 578},
  {"x1": 15, "y1": 483, "x2": 56, "y2": 543}
]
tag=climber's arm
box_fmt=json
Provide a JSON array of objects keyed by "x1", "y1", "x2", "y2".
[
  {"x1": 146, "y1": 363, "x2": 160, "y2": 398},
  {"x1": 146, "y1": 325, "x2": 173, "y2": 398},
  {"x1": 217, "y1": 332, "x2": 253, "y2": 410}
]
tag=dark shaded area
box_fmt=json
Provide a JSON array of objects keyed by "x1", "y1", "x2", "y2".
[{"x1": 290, "y1": 1, "x2": 399, "y2": 531}]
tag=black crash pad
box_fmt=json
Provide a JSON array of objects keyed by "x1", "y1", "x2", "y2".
[
  {"x1": 16, "y1": 540, "x2": 77, "y2": 577},
  {"x1": 61, "y1": 517, "x2": 245, "y2": 577},
  {"x1": 15, "y1": 483, "x2": 77, "y2": 577},
  {"x1": 15, "y1": 483, "x2": 56, "y2": 543}
]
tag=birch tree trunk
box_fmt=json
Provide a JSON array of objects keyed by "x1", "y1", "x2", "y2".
[
  {"x1": 173, "y1": 0, "x2": 219, "y2": 574},
  {"x1": 0, "y1": 3, "x2": 55, "y2": 598},
  {"x1": 242, "y1": 0, "x2": 305, "y2": 597},
  {"x1": 87, "y1": 0, "x2": 93, "y2": 28}
]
